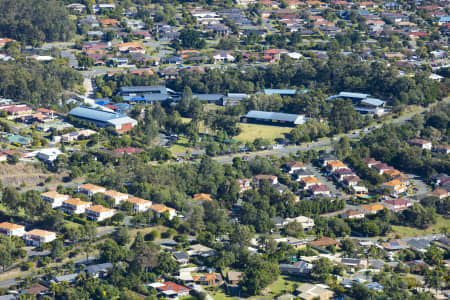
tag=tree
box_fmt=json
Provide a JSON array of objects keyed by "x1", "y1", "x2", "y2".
[
  {"x1": 104, "y1": 30, "x2": 115, "y2": 41},
  {"x1": 51, "y1": 240, "x2": 64, "y2": 261},
  {"x1": 0, "y1": 244, "x2": 12, "y2": 271},
  {"x1": 130, "y1": 232, "x2": 145, "y2": 253},
  {"x1": 112, "y1": 226, "x2": 130, "y2": 246},
  {"x1": 340, "y1": 238, "x2": 356, "y2": 256},
  {"x1": 2, "y1": 186, "x2": 23, "y2": 214},
  {"x1": 179, "y1": 29, "x2": 206, "y2": 49},
  {"x1": 0, "y1": 0, "x2": 75, "y2": 45},
  {"x1": 100, "y1": 239, "x2": 125, "y2": 263},
  {"x1": 156, "y1": 251, "x2": 179, "y2": 275},
  {"x1": 311, "y1": 257, "x2": 333, "y2": 281},
  {"x1": 240, "y1": 256, "x2": 279, "y2": 296}
]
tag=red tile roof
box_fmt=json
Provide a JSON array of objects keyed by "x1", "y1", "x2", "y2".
[{"x1": 158, "y1": 282, "x2": 190, "y2": 293}]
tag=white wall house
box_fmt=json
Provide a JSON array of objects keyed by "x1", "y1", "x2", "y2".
[
  {"x1": 86, "y1": 205, "x2": 115, "y2": 222},
  {"x1": 124, "y1": 197, "x2": 152, "y2": 213},
  {"x1": 62, "y1": 198, "x2": 92, "y2": 214},
  {"x1": 41, "y1": 191, "x2": 70, "y2": 208},
  {"x1": 77, "y1": 184, "x2": 106, "y2": 198},
  {"x1": 104, "y1": 190, "x2": 129, "y2": 206},
  {"x1": 0, "y1": 222, "x2": 25, "y2": 237},
  {"x1": 24, "y1": 229, "x2": 57, "y2": 246}
]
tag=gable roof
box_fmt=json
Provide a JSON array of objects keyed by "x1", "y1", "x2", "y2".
[
  {"x1": 0, "y1": 222, "x2": 24, "y2": 230},
  {"x1": 310, "y1": 237, "x2": 339, "y2": 247},
  {"x1": 245, "y1": 110, "x2": 306, "y2": 125},
  {"x1": 63, "y1": 198, "x2": 91, "y2": 206}
]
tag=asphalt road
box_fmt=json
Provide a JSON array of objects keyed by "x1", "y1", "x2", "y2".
[{"x1": 213, "y1": 99, "x2": 450, "y2": 164}]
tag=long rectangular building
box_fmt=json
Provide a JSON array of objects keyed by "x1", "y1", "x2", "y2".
[
  {"x1": 242, "y1": 110, "x2": 306, "y2": 126},
  {"x1": 69, "y1": 106, "x2": 137, "y2": 133}
]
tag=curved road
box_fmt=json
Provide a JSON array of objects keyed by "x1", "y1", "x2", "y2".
[{"x1": 213, "y1": 98, "x2": 449, "y2": 164}]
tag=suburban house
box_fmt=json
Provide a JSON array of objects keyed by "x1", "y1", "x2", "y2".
[
  {"x1": 36, "y1": 148, "x2": 63, "y2": 162},
  {"x1": 86, "y1": 205, "x2": 115, "y2": 221},
  {"x1": 285, "y1": 216, "x2": 315, "y2": 230},
  {"x1": 284, "y1": 161, "x2": 306, "y2": 173},
  {"x1": 336, "y1": 258, "x2": 368, "y2": 269},
  {"x1": 192, "y1": 273, "x2": 223, "y2": 286},
  {"x1": 333, "y1": 168, "x2": 356, "y2": 181},
  {"x1": 326, "y1": 160, "x2": 348, "y2": 172},
  {"x1": 295, "y1": 283, "x2": 334, "y2": 300},
  {"x1": 173, "y1": 251, "x2": 189, "y2": 265},
  {"x1": 150, "y1": 204, "x2": 177, "y2": 219},
  {"x1": 227, "y1": 271, "x2": 242, "y2": 285},
  {"x1": 428, "y1": 189, "x2": 449, "y2": 199},
  {"x1": 149, "y1": 281, "x2": 190, "y2": 298},
  {"x1": 361, "y1": 203, "x2": 385, "y2": 214},
  {"x1": 0, "y1": 222, "x2": 25, "y2": 237},
  {"x1": 274, "y1": 237, "x2": 310, "y2": 249},
  {"x1": 301, "y1": 176, "x2": 321, "y2": 189},
  {"x1": 351, "y1": 184, "x2": 369, "y2": 195},
  {"x1": 292, "y1": 169, "x2": 316, "y2": 181},
  {"x1": 213, "y1": 51, "x2": 235, "y2": 63},
  {"x1": 62, "y1": 198, "x2": 92, "y2": 215},
  {"x1": 409, "y1": 139, "x2": 432, "y2": 150},
  {"x1": 362, "y1": 158, "x2": 381, "y2": 168},
  {"x1": 341, "y1": 209, "x2": 365, "y2": 219},
  {"x1": 308, "y1": 184, "x2": 331, "y2": 196},
  {"x1": 380, "y1": 179, "x2": 407, "y2": 194},
  {"x1": 116, "y1": 42, "x2": 145, "y2": 54},
  {"x1": 404, "y1": 260, "x2": 430, "y2": 273},
  {"x1": 124, "y1": 197, "x2": 152, "y2": 212},
  {"x1": 193, "y1": 193, "x2": 214, "y2": 202},
  {"x1": 279, "y1": 261, "x2": 312, "y2": 276},
  {"x1": 309, "y1": 237, "x2": 339, "y2": 249},
  {"x1": 383, "y1": 198, "x2": 413, "y2": 212},
  {"x1": 84, "y1": 263, "x2": 113, "y2": 278},
  {"x1": 237, "y1": 179, "x2": 252, "y2": 192},
  {"x1": 343, "y1": 175, "x2": 361, "y2": 186},
  {"x1": 104, "y1": 190, "x2": 129, "y2": 206},
  {"x1": 371, "y1": 163, "x2": 395, "y2": 175},
  {"x1": 40, "y1": 191, "x2": 70, "y2": 208},
  {"x1": 77, "y1": 183, "x2": 106, "y2": 197},
  {"x1": 253, "y1": 174, "x2": 278, "y2": 185},
  {"x1": 187, "y1": 244, "x2": 217, "y2": 257},
  {"x1": 24, "y1": 229, "x2": 57, "y2": 246},
  {"x1": 432, "y1": 144, "x2": 450, "y2": 154},
  {"x1": 320, "y1": 154, "x2": 338, "y2": 167},
  {"x1": 382, "y1": 239, "x2": 409, "y2": 251}
]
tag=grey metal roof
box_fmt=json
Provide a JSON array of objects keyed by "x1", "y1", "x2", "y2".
[
  {"x1": 142, "y1": 93, "x2": 172, "y2": 101},
  {"x1": 245, "y1": 110, "x2": 306, "y2": 125},
  {"x1": 338, "y1": 92, "x2": 370, "y2": 99},
  {"x1": 227, "y1": 93, "x2": 248, "y2": 99},
  {"x1": 69, "y1": 106, "x2": 126, "y2": 122},
  {"x1": 53, "y1": 273, "x2": 78, "y2": 283},
  {"x1": 120, "y1": 86, "x2": 168, "y2": 94},
  {"x1": 327, "y1": 92, "x2": 371, "y2": 101},
  {"x1": 173, "y1": 251, "x2": 189, "y2": 260},
  {"x1": 293, "y1": 169, "x2": 315, "y2": 176},
  {"x1": 193, "y1": 94, "x2": 224, "y2": 101},
  {"x1": 361, "y1": 98, "x2": 385, "y2": 107},
  {"x1": 85, "y1": 263, "x2": 113, "y2": 274},
  {"x1": 264, "y1": 89, "x2": 297, "y2": 96},
  {"x1": 406, "y1": 238, "x2": 431, "y2": 250}
]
